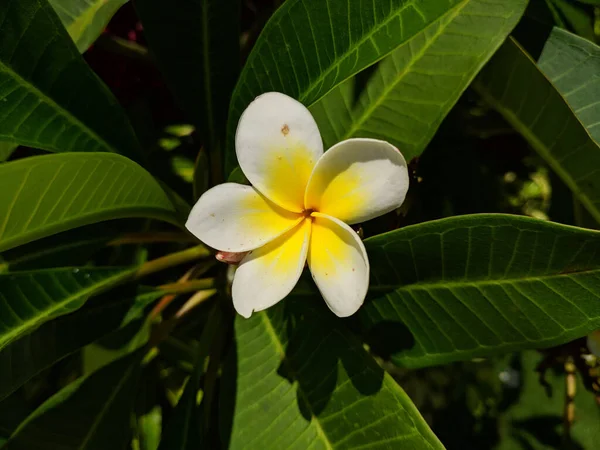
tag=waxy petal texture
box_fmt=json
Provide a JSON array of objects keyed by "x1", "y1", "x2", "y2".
[
  {"x1": 233, "y1": 219, "x2": 311, "y2": 318},
  {"x1": 305, "y1": 138, "x2": 409, "y2": 224},
  {"x1": 236, "y1": 92, "x2": 323, "y2": 212},
  {"x1": 186, "y1": 183, "x2": 302, "y2": 252},
  {"x1": 308, "y1": 213, "x2": 369, "y2": 317}
]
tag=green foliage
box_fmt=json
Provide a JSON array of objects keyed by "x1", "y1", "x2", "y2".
[
  {"x1": 474, "y1": 37, "x2": 600, "y2": 223},
  {"x1": 3, "y1": 351, "x2": 143, "y2": 449},
  {"x1": 362, "y1": 214, "x2": 600, "y2": 367},
  {"x1": 0, "y1": 288, "x2": 162, "y2": 401},
  {"x1": 310, "y1": 0, "x2": 528, "y2": 157},
  {"x1": 0, "y1": 0, "x2": 141, "y2": 160},
  {"x1": 135, "y1": 0, "x2": 239, "y2": 182},
  {"x1": 225, "y1": 0, "x2": 469, "y2": 173},
  {"x1": 49, "y1": 0, "x2": 130, "y2": 52},
  {"x1": 0, "y1": 153, "x2": 178, "y2": 252},
  {"x1": 2, "y1": 0, "x2": 600, "y2": 448},
  {"x1": 227, "y1": 300, "x2": 444, "y2": 450}
]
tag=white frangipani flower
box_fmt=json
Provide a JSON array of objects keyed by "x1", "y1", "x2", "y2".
[{"x1": 186, "y1": 92, "x2": 409, "y2": 318}]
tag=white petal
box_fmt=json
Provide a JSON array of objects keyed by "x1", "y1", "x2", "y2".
[
  {"x1": 186, "y1": 183, "x2": 301, "y2": 252},
  {"x1": 588, "y1": 330, "x2": 600, "y2": 357},
  {"x1": 307, "y1": 213, "x2": 369, "y2": 317},
  {"x1": 235, "y1": 92, "x2": 323, "y2": 212},
  {"x1": 305, "y1": 138, "x2": 409, "y2": 224},
  {"x1": 232, "y1": 219, "x2": 311, "y2": 318}
]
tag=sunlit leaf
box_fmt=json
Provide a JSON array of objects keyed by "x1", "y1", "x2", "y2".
[
  {"x1": 49, "y1": 0, "x2": 129, "y2": 52},
  {"x1": 360, "y1": 214, "x2": 600, "y2": 368},
  {"x1": 0, "y1": 153, "x2": 178, "y2": 253},
  {"x1": 310, "y1": 0, "x2": 527, "y2": 158},
  {"x1": 226, "y1": 300, "x2": 444, "y2": 449},
  {"x1": 225, "y1": 0, "x2": 469, "y2": 173}
]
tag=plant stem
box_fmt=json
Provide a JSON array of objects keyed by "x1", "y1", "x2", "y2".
[
  {"x1": 157, "y1": 278, "x2": 217, "y2": 295},
  {"x1": 135, "y1": 245, "x2": 210, "y2": 279},
  {"x1": 108, "y1": 232, "x2": 198, "y2": 246}
]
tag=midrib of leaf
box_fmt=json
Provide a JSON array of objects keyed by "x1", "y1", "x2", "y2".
[
  {"x1": 258, "y1": 312, "x2": 334, "y2": 450},
  {"x1": 0, "y1": 61, "x2": 115, "y2": 153},
  {"x1": 63, "y1": 0, "x2": 113, "y2": 38},
  {"x1": 76, "y1": 362, "x2": 136, "y2": 450},
  {"x1": 0, "y1": 268, "x2": 133, "y2": 351},
  {"x1": 343, "y1": 0, "x2": 470, "y2": 139},
  {"x1": 367, "y1": 268, "x2": 600, "y2": 293},
  {"x1": 300, "y1": 0, "x2": 433, "y2": 104},
  {"x1": 473, "y1": 41, "x2": 600, "y2": 223}
]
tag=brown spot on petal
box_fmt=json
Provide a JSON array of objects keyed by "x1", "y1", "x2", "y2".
[{"x1": 281, "y1": 124, "x2": 290, "y2": 136}]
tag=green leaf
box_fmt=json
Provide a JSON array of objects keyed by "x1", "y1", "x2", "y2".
[
  {"x1": 3, "y1": 350, "x2": 143, "y2": 450},
  {"x1": 135, "y1": 0, "x2": 240, "y2": 181},
  {"x1": 0, "y1": 267, "x2": 135, "y2": 354},
  {"x1": 225, "y1": 0, "x2": 469, "y2": 173},
  {"x1": 0, "y1": 142, "x2": 18, "y2": 162},
  {"x1": 49, "y1": 0, "x2": 129, "y2": 52},
  {"x1": 0, "y1": 152, "x2": 178, "y2": 253},
  {"x1": 227, "y1": 300, "x2": 444, "y2": 450},
  {"x1": 158, "y1": 306, "x2": 222, "y2": 450},
  {"x1": 0, "y1": 0, "x2": 141, "y2": 159},
  {"x1": 310, "y1": 0, "x2": 527, "y2": 157},
  {"x1": 360, "y1": 214, "x2": 600, "y2": 368},
  {"x1": 538, "y1": 28, "x2": 600, "y2": 149},
  {"x1": 473, "y1": 38, "x2": 600, "y2": 223},
  {"x1": 0, "y1": 287, "x2": 162, "y2": 401}
]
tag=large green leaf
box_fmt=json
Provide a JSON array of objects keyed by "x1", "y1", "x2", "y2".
[
  {"x1": 135, "y1": 0, "x2": 239, "y2": 181},
  {"x1": 310, "y1": 0, "x2": 527, "y2": 157},
  {"x1": 0, "y1": 287, "x2": 162, "y2": 401},
  {"x1": 360, "y1": 214, "x2": 600, "y2": 368},
  {"x1": 473, "y1": 38, "x2": 600, "y2": 222},
  {"x1": 3, "y1": 350, "x2": 143, "y2": 449},
  {"x1": 0, "y1": 0, "x2": 141, "y2": 159},
  {"x1": 49, "y1": 0, "x2": 129, "y2": 52},
  {"x1": 225, "y1": 0, "x2": 467, "y2": 173},
  {"x1": 227, "y1": 300, "x2": 444, "y2": 450},
  {"x1": 0, "y1": 267, "x2": 135, "y2": 355},
  {"x1": 0, "y1": 152, "x2": 178, "y2": 253},
  {"x1": 538, "y1": 28, "x2": 600, "y2": 148}
]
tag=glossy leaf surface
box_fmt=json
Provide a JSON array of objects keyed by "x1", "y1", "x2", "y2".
[
  {"x1": 361, "y1": 214, "x2": 600, "y2": 368},
  {"x1": 310, "y1": 0, "x2": 527, "y2": 157},
  {"x1": 0, "y1": 153, "x2": 178, "y2": 253}
]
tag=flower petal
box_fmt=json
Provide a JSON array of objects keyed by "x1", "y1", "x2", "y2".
[
  {"x1": 235, "y1": 92, "x2": 323, "y2": 212},
  {"x1": 232, "y1": 219, "x2": 311, "y2": 318},
  {"x1": 186, "y1": 183, "x2": 301, "y2": 252},
  {"x1": 307, "y1": 213, "x2": 369, "y2": 317},
  {"x1": 305, "y1": 138, "x2": 409, "y2": 224}
]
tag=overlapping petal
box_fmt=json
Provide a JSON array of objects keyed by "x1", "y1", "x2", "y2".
[
  {"x1": 235, "y1": 92, "x2": 323, "y2": 212},
  {"x1": 307, "y1": 213, "x2": 369, "y2": 317},
  {"x1": 185, "y1": 183, "x2": 302, "y2": 252},
  {"x1": 232, "y1": 219, "x2": 311, "y2": 318},
  {"x1": 305, "y1": 138, "x2": 409, "y2": 224}
]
